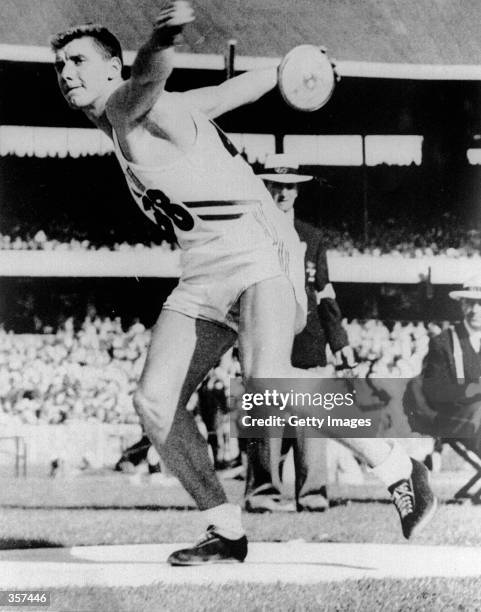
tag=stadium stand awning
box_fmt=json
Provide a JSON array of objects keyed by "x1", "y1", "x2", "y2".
[
  {"x1": 283, "y1": 135, "x2": 423, "y2": 166},
  {"x1": 0, "y1": 126, "x2": 275, "y2": 160},
  {"x1": 0, "y1": 126, "x2": 422, "y2": 165},
  {"x1": 2, "y1": 1, "x2": 481, "y2": 79},
  {"x1": 0, "y1": 126, "x2": 113, "y2": 158}
]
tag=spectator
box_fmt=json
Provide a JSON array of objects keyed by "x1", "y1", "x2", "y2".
[
  {"x1": 421, "y1": 275, "x2": 481, "y2": 448},
  {"x1": 245, "y1": 156, "x2": 354, "y2": 513}
]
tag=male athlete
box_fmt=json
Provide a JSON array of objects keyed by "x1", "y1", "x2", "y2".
[{"x1": 52, "y1": 1, "x2": 436, "y2": 565}]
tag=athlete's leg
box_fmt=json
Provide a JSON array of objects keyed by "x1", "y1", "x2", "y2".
[
  {"x1": 237, "y1": 276, "x2": 436, "y2": 536},
  {"x1": 134, "y1": 309, "x2": 236, "y2": 510},
  {"x1": 238, "y1": 276, "x2": 298, "y2": 379},
  {"x1": 237, "y1": 276, "x2": 394, "y2": 469}
]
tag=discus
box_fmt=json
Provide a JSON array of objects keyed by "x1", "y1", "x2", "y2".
[{"x1": 278, "y1": 44, "x2": 336, "y2": 112}]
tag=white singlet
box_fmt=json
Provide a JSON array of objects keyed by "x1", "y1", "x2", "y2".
[{"x1": 112, "y1": 102, "x2": 307, "y2": 332}]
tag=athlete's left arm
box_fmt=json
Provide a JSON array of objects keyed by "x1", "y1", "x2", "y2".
[{"x1": 181, "y1": 68, "x2": 277, "y2": 119}]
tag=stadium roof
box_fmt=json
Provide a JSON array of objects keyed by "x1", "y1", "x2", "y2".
[{"x1": 2, "y1": 0, "x2": 481, "y2": 79}]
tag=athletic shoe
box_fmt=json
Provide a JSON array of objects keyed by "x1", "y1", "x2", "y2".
[
  {"x1": 167, "y1": 525, "x2": 248, "y2": 566},
  {"x1": 297, "y1": 488, "x2": 330, "y2": 512},
  {"x1": 245, "y1": 496, "x2": 296, "y2": 513},
  {"x1": 388, "y1": 459, "x2": 437, "y2": 539}
]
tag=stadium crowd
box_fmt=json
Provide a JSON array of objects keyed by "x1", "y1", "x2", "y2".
[
  {"x1": 0, "y1": 229, "x2": 174, "y2": 254},
  {"x1": 317, "y1": 215, "x2": 481, "y2": 258},
  {"x1": 0, "y1": 316, "x2": 148, "y2": 426},
  {"x1": 1, "y1": 213, "x2": 479, "y2": 258},
  {"x1": 0, "y1": 314, "x2": 440, "y2": 426}
]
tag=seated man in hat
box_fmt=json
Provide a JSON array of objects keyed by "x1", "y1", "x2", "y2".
[
  {"x1": 244, "y1": 154, "x2": 357, "y2": 512},
  {"x1": 422, "y1": 274, "x2": 481, "y2": 450}
]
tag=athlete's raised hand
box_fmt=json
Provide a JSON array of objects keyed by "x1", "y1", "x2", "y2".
[{"x1": 154, "y1": 1, "x2": 195, "y2": 31}]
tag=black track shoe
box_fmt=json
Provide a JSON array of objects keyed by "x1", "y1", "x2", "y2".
[
  {"x1": 389, "y1": 459, "x2": 437, "y2": 539},
  {"x1": 167, "y1": 525, "x2": 248, "y2": 566}
]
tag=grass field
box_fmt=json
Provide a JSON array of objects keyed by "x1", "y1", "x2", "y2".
[
  {"x1": 45, "y1": 578, "x2": 481, "y2": 612},
  {"x1": 1, "y1": 468, "x2": 480, "y2": 611}
]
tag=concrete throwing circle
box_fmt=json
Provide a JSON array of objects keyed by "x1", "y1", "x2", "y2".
[{"x1": 1, "y1": 542, "x2": 481, "y2": 588}]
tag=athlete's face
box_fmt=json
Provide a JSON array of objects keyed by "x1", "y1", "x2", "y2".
[
  {"x1": 265, "y1": 180, "x2": 299, "y2": 213},
  {"x1": 461, "y1": 298, "x2": 481, "y2": 332},
  {"x1": 54, "y1": 37, "x2": 120, "y2": 110}
]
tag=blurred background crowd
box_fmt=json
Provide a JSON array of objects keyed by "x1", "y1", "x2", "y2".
[
  {"x1": 0, "y1": 313, "x2": 443, "y2": 427},
  {"x1": 1, "y1": 211, "x2": 480, "y2": 258}
]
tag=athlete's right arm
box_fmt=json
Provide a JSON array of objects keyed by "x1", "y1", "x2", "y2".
[{"x1": 107, "y1": 1, "x2": 194, "y2": 124}]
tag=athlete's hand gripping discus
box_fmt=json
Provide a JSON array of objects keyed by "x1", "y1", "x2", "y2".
[{"x1": 278, "y1": 44, "x2": 339, "y2": 112}]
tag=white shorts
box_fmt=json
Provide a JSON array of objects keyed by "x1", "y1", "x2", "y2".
[{"x1": 163, "y1": 210, "x2": 307, "y2": 333}]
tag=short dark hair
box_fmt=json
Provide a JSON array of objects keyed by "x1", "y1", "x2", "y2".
[{"x1": 50, "y1": 24, "x2": 123, "y2": 66}]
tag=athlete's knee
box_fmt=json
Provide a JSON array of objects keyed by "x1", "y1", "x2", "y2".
[{"x1": 133, "y1": 388, "x2": 175, "y2": 444}]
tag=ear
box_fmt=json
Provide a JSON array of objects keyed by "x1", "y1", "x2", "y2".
[{"x1": 107, "y1": 56, "x2": 122, "y2": 80}]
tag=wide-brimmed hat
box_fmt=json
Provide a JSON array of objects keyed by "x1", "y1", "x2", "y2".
[
  {"x1": 449, "y1": 274, "x2": 481, "y2": 300},
  {"x1": 257, "y1": 154, "x2": 313, "y2": 183}
]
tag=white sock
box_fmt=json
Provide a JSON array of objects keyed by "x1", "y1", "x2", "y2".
[
  {"x1": 201, "y1": 503, "x2": 244, "y2": 540},
  {"x1": 371, "y1": 442, "x2": 412, "y2": 488}
]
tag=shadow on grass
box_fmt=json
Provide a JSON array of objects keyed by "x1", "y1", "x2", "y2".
[
  {"x1": 0, "y1": 500, "x2": 390, "y2": 511},
  {"x1": 0, "y1": 504, "x2": 197, "y2": 511},
  {"x1": 333, "y1": 497, "x2": 455, "y2": 506},
  {"x1": 0, "y1": 538, "x2": 64, "y2": 550},
  {"x1": 328, "y1": 498, "x2": 391, "y2": 506},
  {"x1": 0, "y1": 498, "x2": 458, "y2": 511}
]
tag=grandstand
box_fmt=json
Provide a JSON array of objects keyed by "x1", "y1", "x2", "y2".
[{"x1": 0, "y1": 316, "x2": 432, "y2": 425}]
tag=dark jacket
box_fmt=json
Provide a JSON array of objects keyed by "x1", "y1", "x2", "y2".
[
  {"x1": 292, "y1": 218, "x2": 348, "y2": 368},
  {"x1": 422, "y1": 322, "x2": 481, "y2": 414}
]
